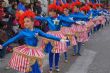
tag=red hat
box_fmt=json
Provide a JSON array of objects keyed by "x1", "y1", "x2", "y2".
[
  {"x1": 48, "y1": 3, "x2": 63, "y2": 12},
  {"x1": 80, "y1": 5, "x2": 90, "y2": 12},
  {"x1": 70, "y1": 2, "x2": 75, "y2": 9},
  {"x1": 19, "y1": 10, "x2": 35, "y2": 28},
  {"x1": 62, "y1": 3, "x2": 70, "y2": 10},
  {"x1": 57, "y1": 5, "x2": 63, "y2": 12},
  {"x1": 48, "y1": 3, "x2": 57, "y2": 11},
  {"x1": 95, "y1": 3, "x2": 100, "y2": 7},
  {"x1": 74, "y1": 1, "x2": 82, "y2": 6},
  {"x1": 87, "y1": 2, "x2": 93, "y2": 6},
  {"x1": 80, "y1": 6, "x2": 85, "y2": 11},
  {"x1": 92, "y1": 4, "x2": 97, "y2": 9}
]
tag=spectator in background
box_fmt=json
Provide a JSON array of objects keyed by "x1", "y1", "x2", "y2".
[
  {"x1": 17, "y1": 1, "x2": 26, "y2": 11},
  {"x1": 26, "y1": 3, "x2": 34, "y2": 11},
  {"x1": 34, "y1": 1, "x2": 42, "y2": 16},
  {"x1": 34, "y1": 13, "x2": 42, "y2": 29},
  {"x1": 7, "y1": 1, "x2": 15, "y2": 15},
  {"x1": 0, "y1": 1, "x2": 5, "y2": 22},
  {"x1": 0, "y1": 22, "x2": 8, "y2": 59},
  {"x1": 10, "y1": 4, "x2": 18, "y2": 16},
  {"x1": 12, "y1": 17, "x2": 19, "y2": 34}
]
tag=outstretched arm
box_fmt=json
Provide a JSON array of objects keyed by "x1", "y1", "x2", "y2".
[
  {"x1": 35, "y1": 16, "x2": 47, "y2": 21},
  {"x1": 59, "y1": 15, "x2": 75, "y2": 23},
  {"x1": 1, "y1": 31, "x2": 24, "y2": 48},
  {"x1": 37, "y1": 29, "x2": 61, "y2": 41}
]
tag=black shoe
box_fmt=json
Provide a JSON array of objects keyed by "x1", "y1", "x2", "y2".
[{"x1": 77, "y1": 53, "x2": 81, "y2": 56}]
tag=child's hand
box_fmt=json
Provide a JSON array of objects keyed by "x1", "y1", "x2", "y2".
[{"x1": 60, "y1": 39, "x2": 69, "y2": 42}]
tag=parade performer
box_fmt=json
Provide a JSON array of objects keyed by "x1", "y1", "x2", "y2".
[
  {"x1": 87, "y1": 3, "x2": 101, "y2": 32},
  {"x1": 70, "y1": 2, "x2": 89, "y2": 56},
  {"x1": 35, "y1": 3, "x2": 75, "y2": 73},
  {"x1": 97, "y1": 4, "x2": 107, "y2": 27},
  {"x1": 0, "y1": 10, "x2": 67, "y2": 73},
  {"x1": 60, "y1": 3, "x2": 77, "y2": 62},
  {"x1": 80, "y1": 5, "x2": 94, "y2": 37}
]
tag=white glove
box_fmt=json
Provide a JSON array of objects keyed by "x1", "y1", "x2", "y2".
[
  {"x1": 81, "y1": 21, "x2": 86, "y2": 24},
  {"x1": 76, "y1": 21, "x2": 82, "y2": 25},
  {"x1": 60, "y1": 39, "x2": 69, "y2": 42},
  {"x1": 76, "y1": 21, "x2": 85, "y2": 25},
  {"x1": 35, "y1": 33, "x2": 38, "y2": 36},
  {"x1": 0, "y1": 45, "x2": 3, "y2": 49}
]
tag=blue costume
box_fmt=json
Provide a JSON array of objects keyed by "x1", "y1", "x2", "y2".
[
  {"x1": 86, "y1": 9, "x2": 97, "y2": 18},
  {"x1": 70, "y1": 11, "x2": 89, "y2": 55},
  {"x1": 60, "y1": 14, "x2": 76, "y2": 60},
  {"x1": 71, "y1": 12, "x2": 89, "y2": 22},
  {"x1": 61, "y1": 14, "x2": 74, "y2": 27},
  {"x1": 35, "y1": 15, "x2": 75, "y2": 71},
  {"x1": 2, "y1": 28, "x2": 61, "y2": 73},
  {"x1": 35, "y1": 15, "x2": 75, "y2": 31},
  {"x1": 87, "y1": 9, "x2": 101, "y2": 32}
]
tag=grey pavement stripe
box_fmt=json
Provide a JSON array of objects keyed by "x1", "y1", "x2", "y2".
[{"x1": 66, "y1": 49, "x2": 96, "y2": 73}]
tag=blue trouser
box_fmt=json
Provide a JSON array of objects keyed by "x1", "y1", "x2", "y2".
[
  {"x1": 88, "y1": 29, "x2": 93, "y2": 37},
  {"x1": 64, "y1": 52, "x2": 67, "y2": 60},
  {"x1": 73, "y1": 42, "x2": 82, "y2": 54},
  {"x1": 94, "y1": 24, "x2": 101, "y2": 32},
  {"x1": 94, "y1": 25, "x2": 97, "y2": 32},
  {"x1": 77, "y1": 42, "x2": 82, "y2": 54},
  {"x1": 29, "y1": 61, "x2": 41, "y2": 73},
  {"x1": 49, "y1": 51, "x2": 60, "y2": 70},
  {"x1": 73, "y1": 45, "x2": 77, "y2": 54},
  {"x1": 97, "y1": 24, "x2": 101, "y2": 31}
]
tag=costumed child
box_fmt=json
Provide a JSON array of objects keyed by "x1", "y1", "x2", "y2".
[
  {"x1": 0, "y1": 10, "x2": 67, "y2": 73},
  {"x1": 86, "y1": 3, "x2": 100, "y2": 33},
  {"x1": 60, "y1": 3, "x2": 77, "y2": 62},
  {"x1": 35, "y1": 3, "x2": 75, "y2": 73},
  {"x1": 80, "y1": 5, "x2": 94, "y2": 37},
  {"x1": 70, "y1": 1, "x2": 89, "y2": 56},
  {"x1": 97, "y1": 4, "x2": 106, "y2": 28}
]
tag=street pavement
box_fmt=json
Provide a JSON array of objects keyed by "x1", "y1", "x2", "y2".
[{"x1": 0, "y1": 24, "x2": 110, "y2": 73}]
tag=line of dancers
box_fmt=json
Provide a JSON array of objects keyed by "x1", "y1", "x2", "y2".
[{"x1": 0, "y1": 1, "x2": 110, "y2": 73}]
